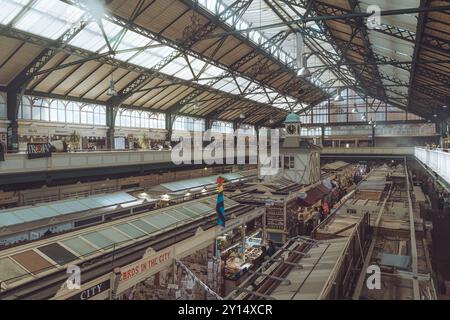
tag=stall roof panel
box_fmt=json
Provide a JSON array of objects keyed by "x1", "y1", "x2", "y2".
[
  {"x1": 160, "y1": 173, "x2": 245, "y2": 192},
  {"x1": 0, "y1": 192, "x2": 137, "y2": 228},
  {"x1": 0, "y1": 196, "x2": 241, "y2": 288}
]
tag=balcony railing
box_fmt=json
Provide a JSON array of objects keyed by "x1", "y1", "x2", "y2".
[
  {"x1": 322, "y1": 147, "x2": 414, "y2": 155},
  {"x1": 414, "y1": 147, "x2": 450, "y2": 183},
  {"x1": 0, "y1": 148, "x2": 260, "y2": 175}
]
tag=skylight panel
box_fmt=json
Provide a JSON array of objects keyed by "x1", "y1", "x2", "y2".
[
  {"x1": 159, "y1": 56, "x2": 188, "y2": 77},
  {"x1": 235, "y1": 77, "x2": 251, "y2": 90},
  {"x1": 212, "y1": 78, "x2": 240, "y2": 94},
  {"x1": 202, "y1": 64, "x2": 226, "y2": 78},
  {"x1": 265, "y1": 90, "x2": 278, "y2": 100},
  {"x1": 247, "y1": 93, "x2": 270, "y2": 104},
  {"x1": 185, "y1": 55, "x2": 210, "y2": 77},
  {"x1": 14, "y1": 0, "x2": 84, "y2": 40},
  {"x1": 0, "y1": 0, "x2": 29, "y2": 25},
  {"x1": 69, "y1": 19, "x2": 123, "y2": 52},
  {"x1": 114, "y1": 29, "x2": 153, "y2": 62},
  {"x1": 129, "y1": 45, "x2": 174, "y2": 69},
  {"x1": 174, "y1": 66, "x2": 196, "y2": 80}
]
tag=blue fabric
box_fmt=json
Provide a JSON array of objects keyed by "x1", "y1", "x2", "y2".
[{"x1": 216, "y1": 193, "x2": 225, "y2": 227}]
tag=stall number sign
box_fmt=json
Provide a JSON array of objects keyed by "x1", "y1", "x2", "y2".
[
  {"x1": 27, "y1": 143, "x2": 52, "y2": 159},
  {"x1": 117, "y1": 248, "x2": 173, "y2": 292}
]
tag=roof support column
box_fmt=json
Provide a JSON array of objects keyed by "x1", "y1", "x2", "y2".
[
  {"x1": 165, "y1": 112, "x2": 174, "y2": 142},
  {"x1": 6, "y1": 90, "x2": 19, "y2": 153},
  {"x1": 106, "y1": 104, "x2": 118, "y2": 150},
  {"x1": 205, "y1": 118, "x2": 213, "y2": 131},
  {"x1": 372, "y1": 125, "x2": 376, "y2": 147}
]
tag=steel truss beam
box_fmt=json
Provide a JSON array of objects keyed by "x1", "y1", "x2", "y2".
[
  {"x1": 73, "y1": 0, "x2": 303, "y2": 120},
  {"x1": 0, "y1": 25, "x2": 283, "y2": 124},
  {"x1": 176, "y1": 0, "x2": 326, "y2": 103},
  {"x1": 7, "y1": 14, "x2": 91, "y2": 93}
]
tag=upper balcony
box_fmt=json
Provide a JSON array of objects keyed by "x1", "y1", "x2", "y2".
[{"x1": 414, "y1": 147, "x2": 450, "y2": 184}]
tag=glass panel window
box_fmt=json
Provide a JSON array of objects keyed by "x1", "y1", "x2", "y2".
[
  {"x1": 149, "y1": 112, "x2": 165, "y2": 129},
  {"x1": 81, "y1": 105, "x2": 94, "y2": 125},
  {"x1": 50, "y1": 100, "x2": 58, "y2": 122},
  {"x1": 69, "y1": 19, "x2": 122, "y2": 53},
  {"x1": 14, "y1": 0, "x2": 84, "y2": 40},
  {"x1": 57, "y1": 100, "x2": 66, "y2": 122},
  {"x1": 0, "y1": 0, "x2": 29, "y2": 25},
  {"x1": 0, "y1": 94, "x2": 6, "y2": 118},
  {"x1": 174, "y1": 116, "x2": 204, "y2": 132},
  {"x1": 211, "y1": 121, "x2": 233, "y2": 134},
  {"x1": 66, "y1": 101, "x2": 79, "y2": 123},
  {"x1": 20, "y1": 96, "x2": 32, "y2": 120},
  {"x1": 94, "y1": 106, "x2": 105, "y2": 125}
]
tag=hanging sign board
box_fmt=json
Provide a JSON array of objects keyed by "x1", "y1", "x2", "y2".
[
  {"x1": 115, "y1": 247, "x2": 174, "y2": 294},
  {"x1": 27, "y1": 143, "x2": 53, "y2": 159},
  {"x1": 66, "y1": 279, "x2": 111, "y2": 300}
]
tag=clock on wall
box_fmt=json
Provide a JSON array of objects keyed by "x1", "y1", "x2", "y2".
[{"x1": 286, "y1": 124, "x2": 297, "y2": 135}]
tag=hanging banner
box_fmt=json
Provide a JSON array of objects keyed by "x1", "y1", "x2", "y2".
[
  {"x1": 27, "y1": 143, "x2": 53, "y2": 159},
  {"x1": 216, "y1": 176, "x2": 226, "y2": 228}
]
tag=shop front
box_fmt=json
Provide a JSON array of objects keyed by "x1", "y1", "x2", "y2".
[
  {"x1": 18, "y1": 121, "x2": 108, "y2": 151},
  {"x1": 214, "y1": 211, "x2": 266, "y2": 296}
]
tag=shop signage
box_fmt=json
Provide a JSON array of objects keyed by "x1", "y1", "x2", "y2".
[
  {"x1": 116, "y1": 247, "x2": 174, "y2": 293},
  {"x1": 66, "y1": 279, "x2": 110, "y2": 300},
  {"x1": 27, "y1": 143, "x2": 53, "y2": 159}
]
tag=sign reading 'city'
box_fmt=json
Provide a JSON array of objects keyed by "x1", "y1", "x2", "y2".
[{"x1": 27, "y1": 143, "x2": 53, "y2": 159}]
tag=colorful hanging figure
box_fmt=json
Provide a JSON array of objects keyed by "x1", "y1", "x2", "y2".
[{"x1": 216, "y1": 176, "x2": 226, "y2": 228}]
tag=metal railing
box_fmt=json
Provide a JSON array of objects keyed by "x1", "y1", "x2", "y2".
[{"x1": 414, "y1": 147, "x2": 450, "y2": 183}]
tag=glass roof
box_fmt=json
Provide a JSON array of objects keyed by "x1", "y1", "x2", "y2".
[
  {"x1": 0, "y1": 0, "x2": 29, "y2": 25},
  {"x1": 1, "y1": 0, "x2": 306, "y2": 113},
  {"x1": 0, "y1": 192, "x2": 137, "y2": 228},
  {"x1": 13, "y1": 0, "x2": 84, "y2": 40},
  {"x1": 69, "y1": 18, "x2": 123, "y2": 53}
]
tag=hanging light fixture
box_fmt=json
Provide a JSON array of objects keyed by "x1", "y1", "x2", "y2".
[
  {"x1": 298, "y1": 64, "x2": 311, "y2": 78},
  {"x1": 269, "y1": 117, "x2": 274, "y2": 124},
  {"x1": 361, "y1": 113, "x2": 367, "y2": 121},
  {"x1": 107, "y1": 80, "x2": 118, "y2": 96},
  {"x1": 239, "y1": 112, "x2": 246, "y2": 119},
  {"x1": 107, "y1": 66, "x2": 118, "y2": 96},
  {"x1": 334, "y1": 88, "x2": 343, "y2": 102},
  {"x1": 368, "y1": 119, "x2": 373, "y2": 125},
  {"x1": 297, "y1": 54, "x2": 311, "y2": 78},
  {"x1": 352, "y1": 104, "x2": 359, "y2": 113},
  {"x1": 296, "y1": 32, "x2": 311, "y2": 79}
]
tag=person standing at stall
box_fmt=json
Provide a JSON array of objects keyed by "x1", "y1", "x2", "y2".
[{"x1": 322, "y1": 200, "x2": 330, "y2": 219}]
